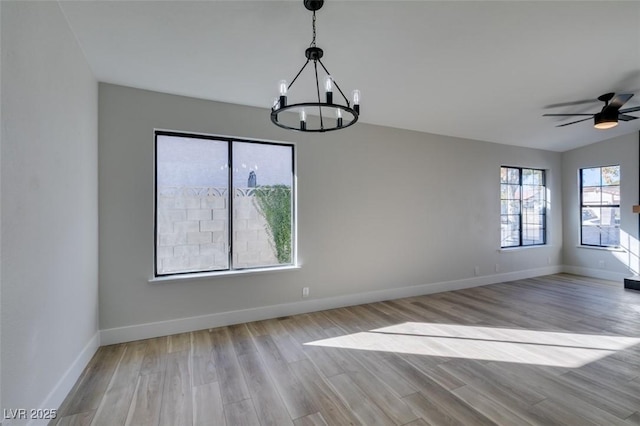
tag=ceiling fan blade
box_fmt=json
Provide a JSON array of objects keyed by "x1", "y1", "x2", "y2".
[
  {"x1": 544, "y1": 99, "x2": 598, "y2": 109},
  {"x1": 619, "y1": 106, "x2": 640, "y2": 114},
  {"x1": 618, "y1": 114, "x2": 638, "y2": 121},
  {"x1": 542, "y1": 113, "x2": 594, "y2": 117},
  {"x1": 608, "y1": 93, "x2": 633, "y2": 109},
  {"x1": 556, "y1": 117, "x2": 593, "y2": 127}
]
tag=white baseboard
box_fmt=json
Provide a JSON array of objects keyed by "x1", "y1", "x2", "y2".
[
  {"x1": 561, "y1": 265, "x2": 629, "y2": 284},
  {"x1": 100, "y1": 265, "x2": 562, "y2": 345},
  {"x1": 26, "y1": 332, "x2": 100, "y2": 426}
]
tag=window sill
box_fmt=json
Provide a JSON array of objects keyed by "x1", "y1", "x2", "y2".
[
  {"x1": 499, "y1": 245, "x2": 549, "y2": 253},
  {"x1": 149, "y1": 264, "x2": 301, "y2": 283},
  {"x1": 576, "y1": 245, "x2": 625, "y2": 252}
]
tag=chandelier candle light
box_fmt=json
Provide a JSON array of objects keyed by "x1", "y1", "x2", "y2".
[{"x1": 271, "y1": 0, "x2": 360, "y2": 132}]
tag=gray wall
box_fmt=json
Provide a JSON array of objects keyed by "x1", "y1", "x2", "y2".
[
  {"x1": 99, "y1": 84, "x2": 562, "y2": 335},
  {"x1": 1, "y1": 1, "x2": 98, "y2": 419},
  {"x1": 562, "y1": 132, "x2": 639, "y2": 279}
]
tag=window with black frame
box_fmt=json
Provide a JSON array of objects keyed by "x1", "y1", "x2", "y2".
[
  {"x1": 500, "y1": 166, "x2": 546, "y2": 248},
  {"x1": 580, "y1": 165, "x2": 620, "y2": 247},
  {"x1": 155, "y1": 131, "x2": 295, "y2": 277}
]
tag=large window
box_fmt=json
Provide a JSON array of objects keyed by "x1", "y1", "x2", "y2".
[
  {"x1": 500, "y1": 166, "x2": 546, "y2": 248},
  {"x1": 580, "y1": 165, "x2": 620, "y2": 247},
  {"x1": 155, "y1": 131, "x2": 294, "y2": 276}
]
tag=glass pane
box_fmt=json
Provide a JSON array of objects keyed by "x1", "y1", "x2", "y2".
[
  {"x1": 521, "y1": 185, "x2": 535, "y2": 206},
  {"x1": 601, "y1": 225, "x2": 620, "y2": 247},
  {"x1": 581, "y1": 226, "x2": 601, "y2": 246},
  {"x1": 582, "y1": 207, "x2": 600, "y2": 226},
  {"x1": 233, "y1": 142, "x2": 293, "y2": 268},
  {"x1": 527, "y1": 186, "x2": 545, "y2": 213},
  {"x1": 507, "y1": 168, "x2": 520, "y2": 184},
  {"x1": 509, "y1": 200, "x2": 521, "y2": 215},
  {"x1": 581, "y1": 167, "x2": 601, "y2": 187},
  {"x1": 523, "y1": 224, "x2": 544, "y2": 245},
  {"x1": 599, "y1": 207, "x2": 619, "y2": 226},
  {"x1": 582, "y1": 187, "x2": 601, "y2": 206},
  {"x1": 501, "y1": 199, "x2": 521, "y2": 215},
  {"x1": 501, "y1": 200, "x2": 508, "y2": 215},
  {"x1": 522, "y1": 169, "x2": 544, "y2": 186},
  {"x1": 501, "y1": 183, "x2": 520, "y2": 200},
  {"x1": 532, "y1": 169, "x2": 543, "y2": 186},
  {"x1": 500, "y1": 167, "x2": 508, "y2": 183},
  {"x1": 156, "y1": 135, "x2": 229, "y2": 275},
  {"x1": 501, "y1": 215, "x2": 520, "y2": 247},
  {"x1": 600, "y1": 207, "x2": 620, "y2": 246},
  {"x1": 601, "y1": 186, "x2": 620, "y2": 205},
  {"x1": 602, "y1": 166, "x2": 620, "y2": 186},
  {"x1": 523, "y1": 213, "x2": 544, "y2": 226}
]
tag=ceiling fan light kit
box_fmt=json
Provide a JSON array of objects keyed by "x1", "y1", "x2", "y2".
[
  {"x1": 271, "y1": 0, "x2": 360, "y2": 133},
  {"x1": 543, "y1": 92, "x2": 640, "y2": 130},
  {"x1": 593, "y1": 110, "x2": 619, "y2": 130}
]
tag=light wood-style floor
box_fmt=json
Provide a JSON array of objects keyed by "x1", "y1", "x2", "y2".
[{"x1": 53, "y1": 274, "x2": 640, "y2": 425}]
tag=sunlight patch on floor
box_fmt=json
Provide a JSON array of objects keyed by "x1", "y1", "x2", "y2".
[{"x1": 304, "y1": 322, "x2": 640, "y2": 368}]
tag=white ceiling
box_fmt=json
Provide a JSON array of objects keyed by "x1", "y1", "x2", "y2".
[{"x1": 58, "y1": 1, "x2": 640, "y2": 152}]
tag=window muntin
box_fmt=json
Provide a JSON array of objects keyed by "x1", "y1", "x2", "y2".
[
  {"x1": 580, "y1": 165, "x2": 620, "y2": 247},
  {"x1": 155, "y1": 131, "x2": 294, "y2": 277},
  {"x1": 500, "y1": 167, "x2": 546, "y2": 248}
]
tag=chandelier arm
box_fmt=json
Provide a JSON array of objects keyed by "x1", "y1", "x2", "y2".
[
  {"x1": 313, "y1": 60, "x2": 324, "y2": 129},
  {"x1": 287, "y1": 59, "x2": 311, "y2": 92},
  {"x1": 317, "y1": 59, "x2": 351, "y2": 107}
]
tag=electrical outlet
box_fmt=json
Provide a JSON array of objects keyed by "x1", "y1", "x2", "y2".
[
  {"x1": 598, "y1": 260, "x2": 605, "y2": 268},
  {"x1": 547, "y1": 257, "x2": 551, "y2": 265},
  {"x1": 302, "y1": 287, "x2": 310, "y2": 298},
  {"x1": 474, "y1": 266, "x2": 480, "y2": 276},
  {"x1": 495, "y1": 264, "x2": 500, "y2": 273}
]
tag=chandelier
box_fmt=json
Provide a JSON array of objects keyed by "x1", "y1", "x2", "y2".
[{"x1": 271, "y1": 0, "x2": 360, "y2": 133}]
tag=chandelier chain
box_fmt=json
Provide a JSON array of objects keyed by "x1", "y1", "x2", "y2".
[{"x1": 310, "y1": 11, "x2": 317, "y2": 47}]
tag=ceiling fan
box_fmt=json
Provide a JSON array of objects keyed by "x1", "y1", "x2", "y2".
[{"x1": 543, "y1": 92, "x2": 640, "y2": 129}]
